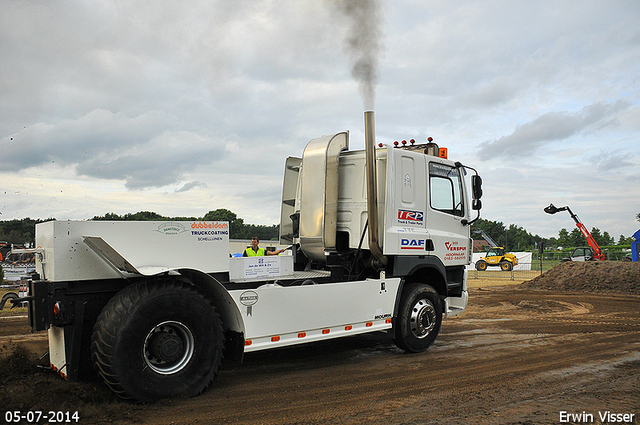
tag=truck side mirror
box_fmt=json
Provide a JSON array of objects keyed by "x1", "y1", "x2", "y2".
[
  {"x1": 472, "y1": 175, "x2": 482, "y2": 201},
  {"x1": 458, "y1": 164, "x2": 482, "y2": 226}
]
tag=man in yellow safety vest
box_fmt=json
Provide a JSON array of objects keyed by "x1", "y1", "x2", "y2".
[{"x1": 243, "y1": 237, "x2": 284, "y2": 257}]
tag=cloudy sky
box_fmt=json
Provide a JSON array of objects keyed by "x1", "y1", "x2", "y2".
[{"x1": 1, "y1": 0, "x2": 639, "y2": 239}]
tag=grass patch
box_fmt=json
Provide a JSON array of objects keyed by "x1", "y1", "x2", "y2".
[{"x1": 467, "y1": 269, "x2": 538, "y2": 288}]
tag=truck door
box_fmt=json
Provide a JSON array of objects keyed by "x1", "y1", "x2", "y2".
[{"x1": 426, "y1": 161, "x2": 470, "y2": 266}]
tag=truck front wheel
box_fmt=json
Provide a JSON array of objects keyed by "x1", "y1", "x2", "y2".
[
  {"x1": 90, "y1": 279, "x2": 223, "y2": 402},
  {"x1": 393, "y1": 283, "x2": 442, "y2": 353}
]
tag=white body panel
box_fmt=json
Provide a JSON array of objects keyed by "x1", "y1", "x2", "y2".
[
  {"x1": 230, "y1": 277, "x2": 401, "y2": 351},
  {"x1": 35, "y1": 221, "x2": 230, "y2": 281},
  {"x1": 336, "y1": 149, "x2": 387, "y2": 251}
]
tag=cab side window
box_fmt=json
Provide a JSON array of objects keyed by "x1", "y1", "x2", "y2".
[{"x1": 429, "y1": 163, "x2": 464, "y2": 217}]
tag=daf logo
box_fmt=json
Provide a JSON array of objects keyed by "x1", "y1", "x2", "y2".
[{"x1": 401, "y1": 238, "x2": 425, "y2": 250}]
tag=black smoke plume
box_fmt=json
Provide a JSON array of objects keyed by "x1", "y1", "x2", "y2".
[{"x1": 333, "y1": 0, "x2": 384, "y2": 111}]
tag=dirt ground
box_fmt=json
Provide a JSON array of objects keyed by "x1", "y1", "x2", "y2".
[{"x1": 1, "y1": 262, "x2": 639, "y2": 424}]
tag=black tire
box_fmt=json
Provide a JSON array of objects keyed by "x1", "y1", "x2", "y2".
[
  {"x1": 90, "y1": 279, "x2": 223, "y2": 402},
  {"x1": 0, "y1": 292, "x2": 18, "y2": 310},
  {"x1": 475, "y1": 260, "x2": 488, "y2": 271},
  {"x1": 500, "y1": 261, "x2": 513, "y2": 271},
  {"x1": 393, "y1": 283, "x2": 442, "y2": 353}
]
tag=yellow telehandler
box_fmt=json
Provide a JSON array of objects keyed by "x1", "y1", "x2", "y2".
[{"x1": 473, "y1": 230, "x2": 519, "y2": 271}]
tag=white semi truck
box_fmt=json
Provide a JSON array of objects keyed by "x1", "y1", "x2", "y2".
[{"x1": 22, "y1": 112, "x2": 482, "y2": 402}]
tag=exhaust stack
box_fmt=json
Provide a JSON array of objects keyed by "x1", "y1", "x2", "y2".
[{"x1": 364, "y1": 111, "x2": 387, "y2": 267}]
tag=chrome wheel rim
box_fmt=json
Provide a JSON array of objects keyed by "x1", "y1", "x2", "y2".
[
  {"x1": 143, "y1": 321, "x2": 195, "y2": 374},
  {"x1": 410, "y1": 298, "x2": 436, "y2": 339}
]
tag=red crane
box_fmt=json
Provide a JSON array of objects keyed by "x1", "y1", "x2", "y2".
[{"x1": 544, "y1": 204, "x2": 604, "y2": 261}]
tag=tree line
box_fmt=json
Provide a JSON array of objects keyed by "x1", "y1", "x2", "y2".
[
  {"x1": 470, "y1": 218, "x2": 636, "y2": 252},
  {"x1": 1, "y1": 210, "x2": 638, "y2": 251},
  {"x1": 90, "y1": 209, "x2": 280, "y2": 241},
  {"x1": 0, "y1": 209, "x2": 279, "y2": 246}
]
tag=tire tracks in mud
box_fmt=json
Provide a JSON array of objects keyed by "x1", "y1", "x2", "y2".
[
  {"x1": 156, "y1": 336, "x2": 637, "y2": 425},
  {"x1": 462, "y1": 290, "x2": 640, "y2": 334},
  {"x1": 140, "y1": 289, "x2": 640, "y2": 425},
  {"x1": 0, "y1": 315, "x2": 46, "y2": 345},
  {"x1": 2, "y1": 288, "x2": 637, "y2": 424}
]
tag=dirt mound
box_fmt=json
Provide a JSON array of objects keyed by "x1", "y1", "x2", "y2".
[{"x1": 523, "y1": 261, "x2": 640, "y2": 295}]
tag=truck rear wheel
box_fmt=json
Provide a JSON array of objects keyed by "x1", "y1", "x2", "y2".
[
  {"x1": 393, "y1": 283, "x2": 442, "y2": 353},
  {"x1": 90, "y1": 279, "x2": 223, "y2": 402}
]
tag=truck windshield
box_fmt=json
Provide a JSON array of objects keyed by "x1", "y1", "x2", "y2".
[{"x1": 429, "y1": 163, "x2": 464, "y2": 217}]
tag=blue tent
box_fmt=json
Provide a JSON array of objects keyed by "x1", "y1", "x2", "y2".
[{"x1": 632, "y1": 229, "x2": 640, "y2": 262}]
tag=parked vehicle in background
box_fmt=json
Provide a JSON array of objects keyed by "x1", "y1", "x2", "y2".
[
  {"x1": 563, "y1": 247, "x2": 595, "y2": 262},
  {"x1": 475, "y1": 247, "x2": 519, "y2": 271},
  {"x1": 544, "y1": 203, "x2": 604, "y2": 261},
  {"x1": 472, "y1": 230, "x2": 518, "y2": 271}
]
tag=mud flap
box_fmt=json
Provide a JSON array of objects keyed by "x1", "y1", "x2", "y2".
[{"x1": 48, "y1": 301, "x2": 86, "y2": 381}]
